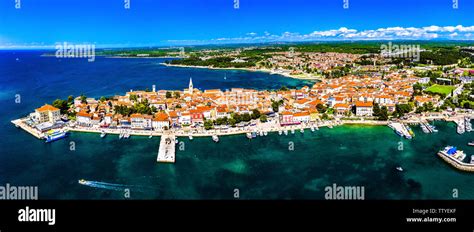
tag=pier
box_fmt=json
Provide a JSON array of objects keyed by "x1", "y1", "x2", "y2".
[
  {"x1": 11, "y1": 118, "x2": 43, "y2": 139},
  {"x1": 437, "y1": 151, "x2": 474, "y2": 172},
  {"x1": 157, "y1": 133, "x2": 176, "y2": 163},
  {"x1": 388, "y1": 122, "x2": 412, "y2": 139}
]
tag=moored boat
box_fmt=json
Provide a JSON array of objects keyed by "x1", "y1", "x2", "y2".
[
  {"x1": 212, "y1": 135, "x2": 219, "y2": 143},
  {"x1": 44, "y1": 129, "x2": 69, "y2": 143},
  {"x1": 246, "y1": 132, "x2": 252, "y2": 139}
]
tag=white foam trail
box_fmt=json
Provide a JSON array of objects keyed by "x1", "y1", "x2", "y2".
[{"x1": 79, "y1": 180, "x2": 156, "y2": 192}]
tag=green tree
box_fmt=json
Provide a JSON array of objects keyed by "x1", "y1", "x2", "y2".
[
  {"x1": 372, "y1": 103, "x2": 381, "y2": 117},
  {"x1": 204, "y1": 120, "x2": 214, "y2": 130},
  {"x1": 166, "y1": 91, "x2": 172, "y2": 98},
  {"x1": 378, "y1": 106, "x2": 389, "y2": 121},
  {"x1": 252, "y1": 109, "x2": 261, "y2": 119},
  {"x1": 316, "y1": 103, "x2": 327, "y2": 113},
  {"x1": 129, "y1": 94, "x2": 138, "y2": 102},
  {"x1": 279, "y1": 86, "x2": 289, "y2": 91},
  {"x1": 321, "y1": 113, "x2": 329, "y2": 120},
  {"x1": 67, "y1": 95, "x2": 74, "y2": 103},
  {"x1": 229, "y1": 118, "x2": 236, "y2": 127},
  {"x1": 259, "y1": 115, "x2": 268, "y2": 122},
  {"x1": 232, "y1": 113, "x2": 242, "y2": 123},
  {"x1": 52, "y1": 99, "x2": 68, "y2": 114},
  {"x1": 242, "y1": 113, "x2": 251, "y2": 122},
  {"x1": 80, "y1": 94, "x2": 87, "y2": 104}
]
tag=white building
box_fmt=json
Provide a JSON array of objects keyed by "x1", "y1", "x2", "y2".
[
  {"x1": 355, "y1": 101, "x2": 373, "y2": 116},
  {"x1": 152, "y1": 112, "x2": 169, "y2": 130},
  {"x1": 34, "y1": 104, "x2": 61, "y2": 123},
  {"x1": 76, "y1": 111, "x2": 92, "y2": 126}
]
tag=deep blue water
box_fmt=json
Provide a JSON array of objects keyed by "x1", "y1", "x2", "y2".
[{"x1": 0, "y1": 50, "x2": 473, "y2": 200}]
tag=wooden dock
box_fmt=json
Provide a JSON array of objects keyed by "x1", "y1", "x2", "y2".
[{"x1": 157, "y1": 133, "x2": 176, "y2": 163}]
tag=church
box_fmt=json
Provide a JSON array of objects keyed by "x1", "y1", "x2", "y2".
[{"x1": 184, "y1": 77, "x2": 193, "y2": 94}]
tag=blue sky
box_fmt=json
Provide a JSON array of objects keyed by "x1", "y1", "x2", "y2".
[{"x1": 0, "y1": 0, "x2": 473, "y2": 48}]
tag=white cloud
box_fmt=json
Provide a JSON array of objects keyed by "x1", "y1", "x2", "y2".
[{"x1": 192, "y1": 25, "x2": 474, "y2": 44}]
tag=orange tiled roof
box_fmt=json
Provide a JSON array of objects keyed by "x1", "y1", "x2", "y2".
[
  {"x1": 355, "y1": 101, "x2": 373, "y2": 107},
  {"x1": 36, "y1": 104, "x2": 59, "y2": 112}
]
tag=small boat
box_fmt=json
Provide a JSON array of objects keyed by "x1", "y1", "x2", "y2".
[
  {"x1": 278, "y1": 130, "x2": 283, "y2": 135},
  {"x1": 291, "y1": 129, "x2": 295, "y2": 134},
  {"x1": 468, "y1": 141, "x2": 474, "y2": 146},
  {"x1": 471, "y1": 155, "x2": 474, "y2": 164},
  {"x1": 429, "y1": 125, "x2": 438, "y2": 133},
  {"x1": 100, "y1": 131, "x2": 106, "y2": 138},
  {"x1": 119, "y1": 133, "x2": 124, "y2": 139},
  {"x1": 246, "y1": 132, "x2": 252, "y2": 139},
  {"x1": 78, "y1": 179, "x2": 87, "y2": 185},
  {"x1": 149, "y1": 135, "x2": 153, "y2": 139},
  {"x1": 328, "y1": 124, "x2": 333, "y2": 129},
  {"x1": 284, "y1": 130, "x2": 288, "y2": 135},
  {"x1": 315, "y1": 126, "x2": 319, "y2": 131},
  {"x1": 189, "y1": 135, "x2": 193, "y2": 140},
  {"x1": 259, "y1": 131, "x2": 264, "y2": 136},
  {"x1": 396, "y1": 167, "x2": 403, "y2": 172},
  {"x1": 212, "y1": 135, "x2": 219, "y2": 143},
  {"x1": 300, "y1": 128, "x2": 304, "y2": 133},
  {"x1": 251, "y1": 132, "x2": 257, "y2": 138},
  {"x1": 175, "y1": 138, "x2": 179, "y2": 144},
  {"x1": 310, "y1": 127, "x2": 315, "y2": 132},
  {"x1": 263, "y1": 131, "x2": 268, "y2": 136}
]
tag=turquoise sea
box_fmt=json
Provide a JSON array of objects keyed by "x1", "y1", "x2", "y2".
[{"x1": 0, "y1": 50, "x2": 473, "y2": 199}]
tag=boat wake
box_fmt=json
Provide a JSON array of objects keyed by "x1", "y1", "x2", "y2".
[{"x1": 78, "y1": 180, "x2": 150, "y2": 192}]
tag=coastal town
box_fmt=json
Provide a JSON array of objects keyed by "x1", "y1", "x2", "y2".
[{"x1": 12, "y1": 47, "x2": 474, "y2": 167}]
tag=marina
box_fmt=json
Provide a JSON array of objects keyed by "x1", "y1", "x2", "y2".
[
  {"x1": 437, "y1": 146, "x2": 474, "y2": 172},
  {"x1": 388, "y1": 122, "x2": 412, "y2": 139}
]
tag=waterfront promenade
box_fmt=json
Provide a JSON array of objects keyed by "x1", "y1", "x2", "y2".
[{"x1": 12, "y1": 112, "x2": 472, "y2": 140}]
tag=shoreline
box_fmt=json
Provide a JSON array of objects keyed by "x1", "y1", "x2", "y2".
[
  {"x1": 160, "y1": 63, "x2": 323, "y2": 81},
  {"x1": 12, "y1": 118, "x2": 397, "y2": 140}
]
